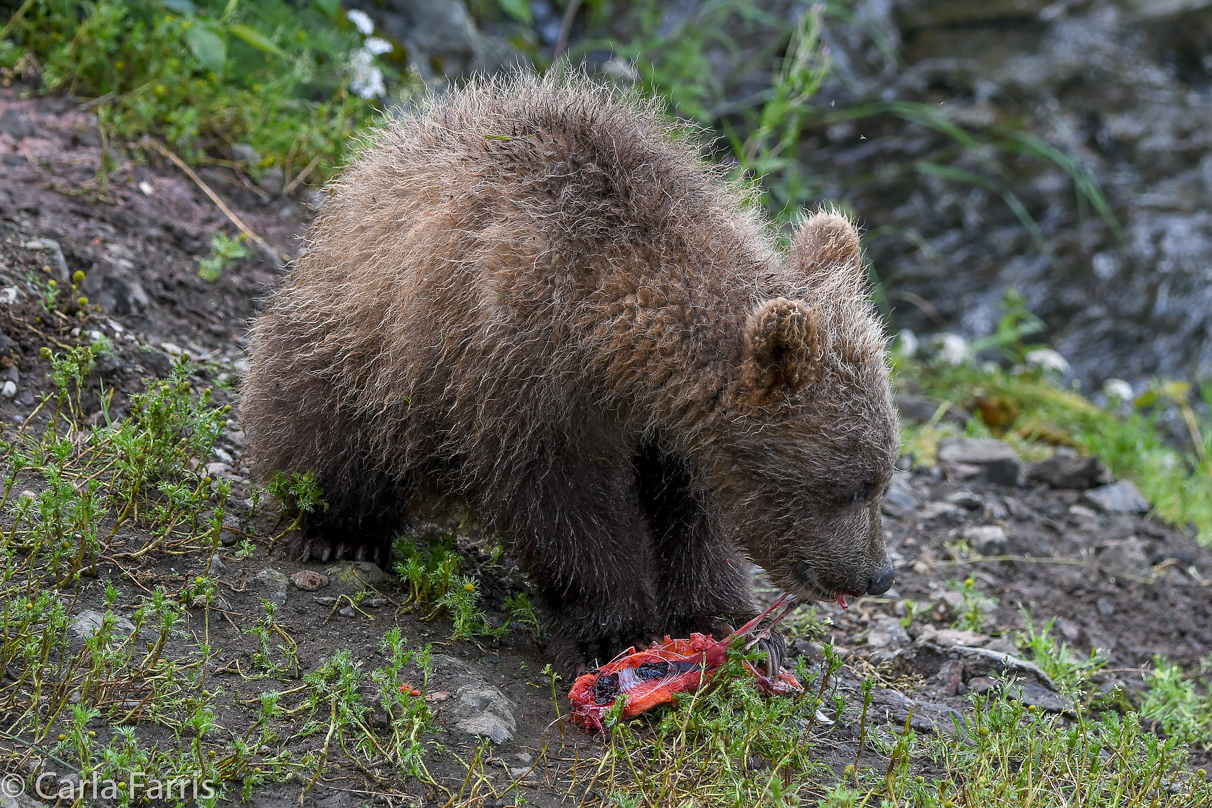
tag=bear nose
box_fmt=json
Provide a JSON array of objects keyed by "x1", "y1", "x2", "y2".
[{"x1": 866, "y1": 561, "x2": 895, "y2": 596}]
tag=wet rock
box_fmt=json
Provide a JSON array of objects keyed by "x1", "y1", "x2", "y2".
[
  {"x1": 1027, "y1": 453, "x2": 1110, "y2": 490},
  {"x1": 937, "y1": 439, "x2": 1021, "y2": 486},
  {"x1": 1098, "y1": 536, "x2": 1153, "y2": 580},
  {"x1": 881, "y1": 475, "x2": 921, "y2": 518},
  {"x1": 962, "y1": 525, "x2": 1008, "y2": 556},
  {"x1": 291, "y1": 570, "x2": 329, "y2": 591},
  {"x1": 450, "y1": 682, "x2": 517, "y2": 744},
  {"x1": 252, "y1": 568, "x2": 289, "y2": 606},
  {"x1": 70, "y1": 609, "x2": 136, "y2": 641},
  {"x1": 1084, "y1": 481, "x2": 1150, "y2": 514},
  {"x1": 866, "y1": 614, "x2": 910, "y2": 649},
  {"x1": 324, "y1": 561, "x2": 391, "y2": 593}
]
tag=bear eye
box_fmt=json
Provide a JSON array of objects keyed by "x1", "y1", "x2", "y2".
[{"x1": 845, "y1": 482, "x2": 877, "y2": 506}]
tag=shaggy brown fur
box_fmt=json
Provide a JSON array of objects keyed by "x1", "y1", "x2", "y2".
[{"x1": 241, "y1": 71, "x2": 898, "y2": 674}]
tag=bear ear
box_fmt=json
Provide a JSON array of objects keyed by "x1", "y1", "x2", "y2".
[
  {"x1": 744, "y1": 297, "x2": 820, "y2": 394},
  {"x1": 789, "y1": 210, "x2": 863, "y2": 284}
]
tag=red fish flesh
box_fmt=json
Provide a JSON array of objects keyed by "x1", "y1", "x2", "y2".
[{"x1": 568, "y1": 595, "x2": 802, "y2": 730}]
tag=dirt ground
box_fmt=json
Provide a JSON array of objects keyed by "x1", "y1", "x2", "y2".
[{"x1": 2, "y1": 86, "x2": 1211, "y2": 805}]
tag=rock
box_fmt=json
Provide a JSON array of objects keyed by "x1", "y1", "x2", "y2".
[
  {"x1": 881, "y1": 475, "x2": 921, "y2": 517},
  {"x1": 962, "y1": 525, "x2": 1008, "y2": 556},
  {"x1": 23, "y1": 238, "x2": 69, "y2": 283},
  {"x1": 944, "y1": 490, "x2": 983, "y2": 510},
  {"x1": 258, "y1": 166, "x2": 285, "y2": 196},
  {"x1": 1, "y1": 381, "x2": 15, "y2": 399},
  {"x1": 1098, "y1": 536, "x2": 1153, "y2": 580},
  {"x1": 866, "y1": 614, "x2": 910, "y2": 649},
  {"x1": 450, "y1": 682, "x2": 517, "y2": 744},
  {"x1": 70, "y1": 609, "x2": 136, "y2": 641},
  {"x1": 938, "y1": 659, "x2": 964, "y2": 696},
  {"x1": 937, "y1": 439, "x2": 1021, "y2": 486},
  {"x1": 896, "y1": 392, "x2": 969, "y2": 426},
  {"x1": 918, "y1": 627, "x2": 988, "y2": 648},
  {"x1": 291, "y1": 570, "x2": 329, "y2": 591},
  {"x1": 357, "y1": 0, "x2": 522, "y2": 85},
  {"x1": 324, "y1": 561, "x2": 391, "y2": 593},
  {"x1": 0, "y1": 108, "x2": 37, "y2": 139},
  {"x1": 230, "y1": 143, "x2": 259, "y2": 165},
  {"x1": 1084, "y1": 481, "x2": 1150, "y2": 514},
  {"x1": 252, "y1": 568, "x2": 289, "y2": 606},
  {"x1": 1027, "y1": 453, "x2": 1110, "y2": 490},
  {"x1": 1096, "y1": 598, "x2": 1115, "y2": 616},
  {"x1": 894, "y1": 0, "x2": 1051, "y2": 29},
  {"x1": 316, "y1": 792, "x2": 353, "y2": 808},
  {"x1": 916, "y1": 500, "x2": 963, "y2": 522},
  {"x1": 204, "y1": 554, "x2": 226, "y2": 575},
  {"x1": 1, "y1": 786, "x2": 50, "y2": 808}
]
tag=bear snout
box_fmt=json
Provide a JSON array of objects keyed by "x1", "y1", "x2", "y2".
[{"x1": 865, "y1": 559, "x2": 895, "y2": 596}]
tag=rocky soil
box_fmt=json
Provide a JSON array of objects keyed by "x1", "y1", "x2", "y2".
[{"x1": 2, "y1": 65, "x2": 1211, "y2": 806}]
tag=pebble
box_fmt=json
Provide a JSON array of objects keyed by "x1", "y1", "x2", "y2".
[
  {"x1": 1, "y1": 380, "x2": 15, "y2": 398},
  {"x1": 324, "y1": 561, "x2": 391, "y2": 593},
  {"x1": 252, "y1": 568, "x2": 289, "y2": 606},
  {"x1": 450, "y1": 682, "x2": 518, "y2": 744},
  {"x1": 1084, "y1": 480, "x2": 1150, "y2": 514},
  {"x1": 937, "y1": 438, "x2": 1021, "y2": 486},
  {"x1": 291, "y1": 570, "x2": 329, "y2": 591},
  {"x1": 881, "y1": 475, "x2": 921, "y2": 517},
  {"x1": 70, "y1": 609, "x2": 136, "y2": 641},
  {"x1": 962, "y1": 525, "x2": 1008, "y2": 556},
  {"x1": 865, "y1": 614, "x2": 910, "y2": 649},
  {"x1": 1098, "y1": 536, "x2": 1153, "y2": 580},
  {"x1": 1026, "y1": 453, "x2": 1109, "y2": 490},
  {"x1": 205, "y1": 554, "x2": 226, "y2": 576}
]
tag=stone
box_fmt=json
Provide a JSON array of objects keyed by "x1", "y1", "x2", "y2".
[
  {"x1": 70, "y1": 609, "x2": 136, "y2": 641},
  {"x1": 1, "y1": 381, "x2": 15, "y2": 399},
  {"x1": 916, "y1": 501, "x2": 963, "y2": 522},
  {"x1": 1084, "y1": 481, "x2": 1150, "y2": 514},
  {"x1": 230, "y1": 143, "x2": 260, "y2": 165},
  {"x1": 866, "y1": 614, "x2": 910, "y2": 649},
  {"x1": 258, "y1": 166, "x2": 285, "y2": 196},
  {"x1": 945, "y1": 490, "x2": 983, "y2": 510},
  {"x1": 324, "y1": 561, "x2": 391, "y2": 593},
  {"x1": 938, "y1": 659, "x2": 964, "y2": 696},
  {"x1": 1027, "y1": 453, "x2": 1110, "y2": 490},
  {"x1": 291, "y1": 570, "x2": 329, "y2": 591},
  {"x1": 316, "y1": 792, "x2": 353, "y2": 808},
  {"x1": 252, "y1": 568, "x2": 289, "y2": 606},
  {"x1": 881, "y1": 475, "x2": 921, "y2": 517},
  {"x1": 0, "y1": 108, "x2": 37, "y2": 139},
  {"x1": 896, "y1": 392, "x2": 969, "y2": 426},
  {"x1": 937, "y1": 439, "x2": 1021, "y2": 486},
  {"x1": 962, "y1": 525, "x2": 1008, "y2": 556},
  {"x1": 204, "y1": 554, "x2": 226, "y2": 576},
  {"x1": 918, "y1": 626, "x2": 988, "y2": 648},
  {"x1": 1098, "y1": 536, "x2": 1153, "y2": 580},
  {"x1": 450, "y1": 682, "x2": 517, "y2": 744},
  {"x1": 1096, "y1": 598, "x2": 1115, "y2": 616},
  {"x1": 24, "y1": 238, "x2": 69, "y2": 283}
]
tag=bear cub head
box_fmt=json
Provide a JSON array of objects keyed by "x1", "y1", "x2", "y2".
[{"x1": 706, "y1": 212, "x2": 898, "y2": 602}]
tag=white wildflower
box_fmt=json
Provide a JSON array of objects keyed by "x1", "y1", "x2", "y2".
[
  {"x1": 1024, "y1": 348, "x2": 1070, "y2": 375},
  {"x1": 1103, "y1": 378, "x2": 1135, "y2": 402},
  {"x1": 896, "y1": 328, "x2": 919, "y2": 359},
  {"x1": 349, "y1": 49, "x2": 386, "y2": 99},
  {"x1": 364, "y1": 37, "x2": 393, "y2": 56},
  {"x1": 934, "y1": 333, "x2": 971, "y2": 366},
  {"x1": 346, "y1": 9, "x2": 375, "y2": 36}
]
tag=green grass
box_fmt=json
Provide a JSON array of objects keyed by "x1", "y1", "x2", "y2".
[{"x1": 1, "y1": 0, "x2": 418, "y2": 186}]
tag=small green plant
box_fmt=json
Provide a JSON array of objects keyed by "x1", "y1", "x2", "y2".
[
  {"x1": 1139, "y1": 655, "x2": 1212, "y2": 749},
  {"x1": 198, "y1": 232, "x2": 250, "y2": 281},
  {"x1": 949, "y1": 577, "x2": 997, "y2": 633},
  {"x1": 1017, "y1": 613, "x2": 1108, "y2": 700}
]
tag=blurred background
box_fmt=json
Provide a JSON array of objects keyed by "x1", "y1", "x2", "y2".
[{"x1": 1, "y1": 0, "x2": 1209, "y2": 531}]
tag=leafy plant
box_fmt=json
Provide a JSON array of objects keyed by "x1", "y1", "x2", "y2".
[{"x1": 198, "y1": 232, "x2": 249, "y2": 281}]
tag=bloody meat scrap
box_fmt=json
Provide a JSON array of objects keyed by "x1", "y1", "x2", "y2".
[{"x1": 568, "y1": 595, "x2": 802, "y2": 730}]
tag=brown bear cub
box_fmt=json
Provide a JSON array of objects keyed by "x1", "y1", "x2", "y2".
[{"x1": 241, "y1": 71, "x2": 898, "y2": 676}]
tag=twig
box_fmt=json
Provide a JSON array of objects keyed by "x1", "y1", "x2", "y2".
[
  {"x1": 0, "y1": 0, "x2": 35, "y2": 41},
  {"x1": 138, "y1": 137, "x2": 286, "y2": 265},
  {"x1": 554, "y1": 0, "x2": 582, "y2": 59},
  {"x1": 284, "y1": 152, "x2": 323, "y2": 196}
]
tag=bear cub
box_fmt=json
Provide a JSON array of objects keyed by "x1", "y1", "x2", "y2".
[{"x1": 241, "y1": 71, "x2": 898, "y2": 676}]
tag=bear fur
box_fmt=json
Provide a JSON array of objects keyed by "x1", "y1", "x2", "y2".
[{"x1": 240, "y1": 71, "x2": 898, "y2": 674}]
